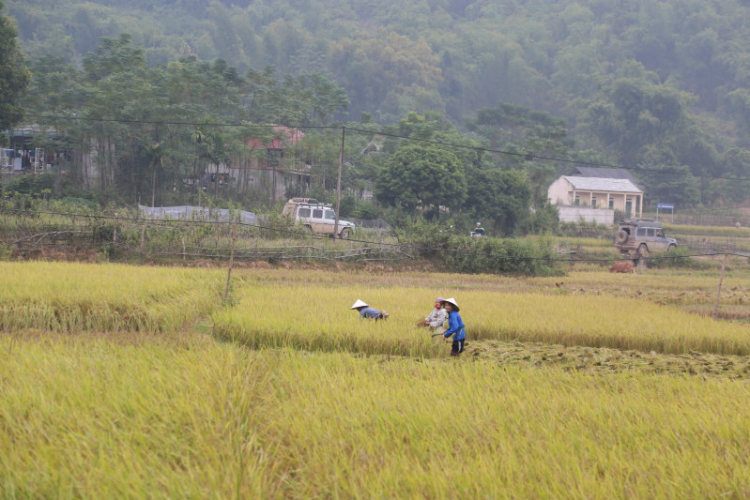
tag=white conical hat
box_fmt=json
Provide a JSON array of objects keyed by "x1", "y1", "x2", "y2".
[
  {"x1": 351, "y1": 299, "x2": 368, "y2": 309},
  {"x1": 441, "y1": 297, "x2": 459, "y2": 311}
]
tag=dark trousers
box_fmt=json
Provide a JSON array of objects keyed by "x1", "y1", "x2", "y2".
[{"x1": 451, "y1": 339, "x2": 465, "y2": 356}]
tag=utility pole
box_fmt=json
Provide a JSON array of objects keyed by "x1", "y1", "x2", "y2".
[
  {"x1": 224, "y1": 211, "x2": 237, "y2": 304},
  {"x1": 712, "y1": 252, "x2": 728, "y2": 319},
  {"x1": 333, "y1": 126, "x2": 345, "y2": 238}
]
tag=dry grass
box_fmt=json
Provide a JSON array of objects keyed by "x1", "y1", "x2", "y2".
[
  {"x1": 2, "y1": 337, "x2": 749, "y2": 499},
  {"x1": 0, "y1": 332, "x2": 272, "y2": 498},
  {"x1": 213, "y1": 274, "x2": 750, "y2": 356},
  {"x1": 3, "y1": 262, "x2": 750, "y2": 498},
  {"x1": 0, "y1": 262, "x2": 224, "y2": 332}
]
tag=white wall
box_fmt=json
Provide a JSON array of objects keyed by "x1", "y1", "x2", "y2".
[
  {"x1": 547, "y1": 177, "x2": 572, "y2": 205},
  {"x1": 558, "y1": 206, "x2": 615, "y2": 225}
]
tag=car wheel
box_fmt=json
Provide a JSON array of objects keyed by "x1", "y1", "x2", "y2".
[
  {"x1": 616, "y1": 230, "x2": 629, "y2": 244},
  {"x1": 667, "y1": 244, "x2": 676, "y2": 252},
  {"x1": 638, "y1": 243, "x2": 649, "y2": 257},
  {"x1": 339, "y1": 228, "x2": 351, "y2": 239},
  {"x1": 304, "y1": 225, "x2": 313, "y2": 234}
]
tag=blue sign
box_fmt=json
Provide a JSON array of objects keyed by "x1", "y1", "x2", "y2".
[{"x1": 657, "y1": 203, "x2": 674, "y2": 210}]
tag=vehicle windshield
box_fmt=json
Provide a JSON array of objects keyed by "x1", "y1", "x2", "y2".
[{"x1": 324, "y1": 210, "x2": 335, "y2": 220}]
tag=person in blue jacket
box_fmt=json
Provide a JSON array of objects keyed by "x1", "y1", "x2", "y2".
[
  {"x1": 441, "y1": 297, "x2": 466, "y2": 356},
  {"x1": 351, "y1": 299, "x2": 389, "y2": 320}
]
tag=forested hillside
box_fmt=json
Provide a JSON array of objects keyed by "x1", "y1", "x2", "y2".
[{"x1": 6, "y1": 0, "x2": 750, "y2": 223}]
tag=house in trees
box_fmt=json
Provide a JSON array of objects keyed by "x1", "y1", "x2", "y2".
[
  {"x1": 2, "y1": 125, "x2": 74, "y2": 175},
  {"x1": 2, "y1": 124, "x2": 114, "y2": 190},
  {"x1": 207, "y1": 126, "x2": 311, "y2": 201},
  {"x1": 547, "y1": 175, "x2": 643, "y2": 225}
]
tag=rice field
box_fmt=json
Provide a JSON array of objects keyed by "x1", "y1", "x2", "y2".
[
  {"x1": 1, "y1": 261, "x2": 750, "y2": 498},
  {"x1": 0, "y1": 262, "x2": 225, "y2": 332},
  {"x1": 213, "y1": 268, "x2": 750, "y2": 356},
  {"x1": 2, "y1": 336, "x2": 749, "y2": 499}
]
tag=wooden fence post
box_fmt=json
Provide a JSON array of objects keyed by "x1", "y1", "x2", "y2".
[
  {"x1": 712, "y1": 253, "x2": 728, "y2": 319},
  {"x1": 224, "y1": 215, "x2": 237, "y2": 303}
]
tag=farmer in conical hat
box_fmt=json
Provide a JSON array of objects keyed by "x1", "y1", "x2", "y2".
[
  {"x1": 351, "y1": 299, "x2": 389, "y2": 320},
  {"x1": 440, "y1": 297, "x2": 466, "y2": 356},
  {"x1": 421, "y1": 296, "x2": 447, "y2": 330}
]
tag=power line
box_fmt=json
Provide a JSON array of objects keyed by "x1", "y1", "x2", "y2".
[
  {"x1": 17, "y1": 115, "x2": 750, "y2": 183},
  {"x1": 22, "y1": 114, "x2": 340, "y2": 130},
  {"x1": 346, "y1": 127, "x2": 750, "y2": 183}
]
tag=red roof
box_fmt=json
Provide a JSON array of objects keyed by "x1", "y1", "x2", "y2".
[{"x1": 246, "y1": 126, "x2": 305, "y2": 149}]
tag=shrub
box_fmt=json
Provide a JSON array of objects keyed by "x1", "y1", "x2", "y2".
[
  {"x1": 3, "y1": 174, "x2": 55, "y2": 197},
  {"x1": 525, "y1": 203, "x2": 560, "y2": 235},
  {"x1": 444, "y1": 236, "x2": 562, "y2": 276},
  {"x1": 257, "y1": 210, "x2": 305, "y2": 240},
  {"x1": 559, "y1": 220, "x2": 612, "y2": 238},
  {"x1": 55, "y1": 197, "x2": 99, "y2": 211},
  {"x1": 646, "y1": 246, "x2": 714, "y2": 270},
  {"x1": 391, "y1": 215, "x2": 455, "y2": 259},
  {"x1": 352, "y1": 200, "x2": 381, "y2": 219}
]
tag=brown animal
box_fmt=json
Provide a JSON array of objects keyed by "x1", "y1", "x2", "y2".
[{"x1": 609, "y1": 261, "x2": 635, "y2": 273}]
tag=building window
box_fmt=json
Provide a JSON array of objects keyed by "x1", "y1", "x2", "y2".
[
  {"x1": 574, "y1": 195, "x2": 580, "y2": 205},
  {"x1": 592, "y1": 196, "x2": 597, "y2": 208},
  {"x1": 608, "y1": 199, "x2": 614, "y2": 209}
]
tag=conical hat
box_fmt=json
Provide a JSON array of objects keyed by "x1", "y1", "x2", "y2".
[
  {"x1": 351, "y1": 299, "x2": 368, "y2": 309},
  {"x1": 441, "y1": 297, "x2": 459, "y2": 311}
]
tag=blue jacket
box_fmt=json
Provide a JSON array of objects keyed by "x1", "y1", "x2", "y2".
[
  {"x1": 443, "y1": 311, "x2": 466, "y2": 340},
  {"x1": 359, "y1": 307, "x2": 382, "y2": 319}
]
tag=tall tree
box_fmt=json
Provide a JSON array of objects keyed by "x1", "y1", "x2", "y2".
[
  {"x1": 0, "y1": 0, "x2": 30, "y2": 132},
  {"x1": 330, "y1": 31, "x2": 443, "y2": 119},
  {"x1": 466, "y1": 101, "x2": 573, "y2": 205},
  {"x1": 375, "y1": 144, "x2": 467, "y2": 214},
  {"x1": 463, "y1": 168, "x2": 532, "y2": 236},
  {"x1": 245, "y1": 67, "x2": 348, "y2": 126}
]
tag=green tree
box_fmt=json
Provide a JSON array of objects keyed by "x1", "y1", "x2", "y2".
[
  {"x1": 0, "y1": 0, "x2": 30, "y2": 131},
  {"x1": 718, "y1": 148, "x2": 750, "y2": 203},
  {"x1": 637, "y1": 163, "x2": 700, "y2": 207},
  {"x1": 246, "y1": 67, "x2": 348, "y2": 126},
  {"x1": 466, "y1": 101, "x2": 573, "y2": 205},
  {"x1": 330, "y1": 31, "x2": 443, "y2": 119},
  {"x1": 585, "y1": 75, "x2": 720, "y2": 204},
  {"x1": 586, "y1": 77, "x2": 698, "y2": 168},
  {"x1": 463, "y1": 168, "x2": 531, "y2": 236},
  {"x1": 17, "y1": 0, "x2": 750, "y2": 208},
  {"x1": 375, "y1": 144, "x2": 466, "y2": 214}
]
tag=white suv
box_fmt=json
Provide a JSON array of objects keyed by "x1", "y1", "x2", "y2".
[{"x1": 281, "y1": 198, "x2": 355, "y2": 238}]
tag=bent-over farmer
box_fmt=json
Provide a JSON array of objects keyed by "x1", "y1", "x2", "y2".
[{"x1": 351, "y1": 299, "x2": 389, "y2": 320}]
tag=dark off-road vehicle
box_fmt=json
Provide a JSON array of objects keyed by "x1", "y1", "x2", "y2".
[{"x1": 615, "y1": 219, "x2": 677, "y2": 256}]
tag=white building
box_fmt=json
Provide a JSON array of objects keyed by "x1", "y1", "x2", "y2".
[{"x1": 548, "y1": 176, "x2": 643, "y2": 224}]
